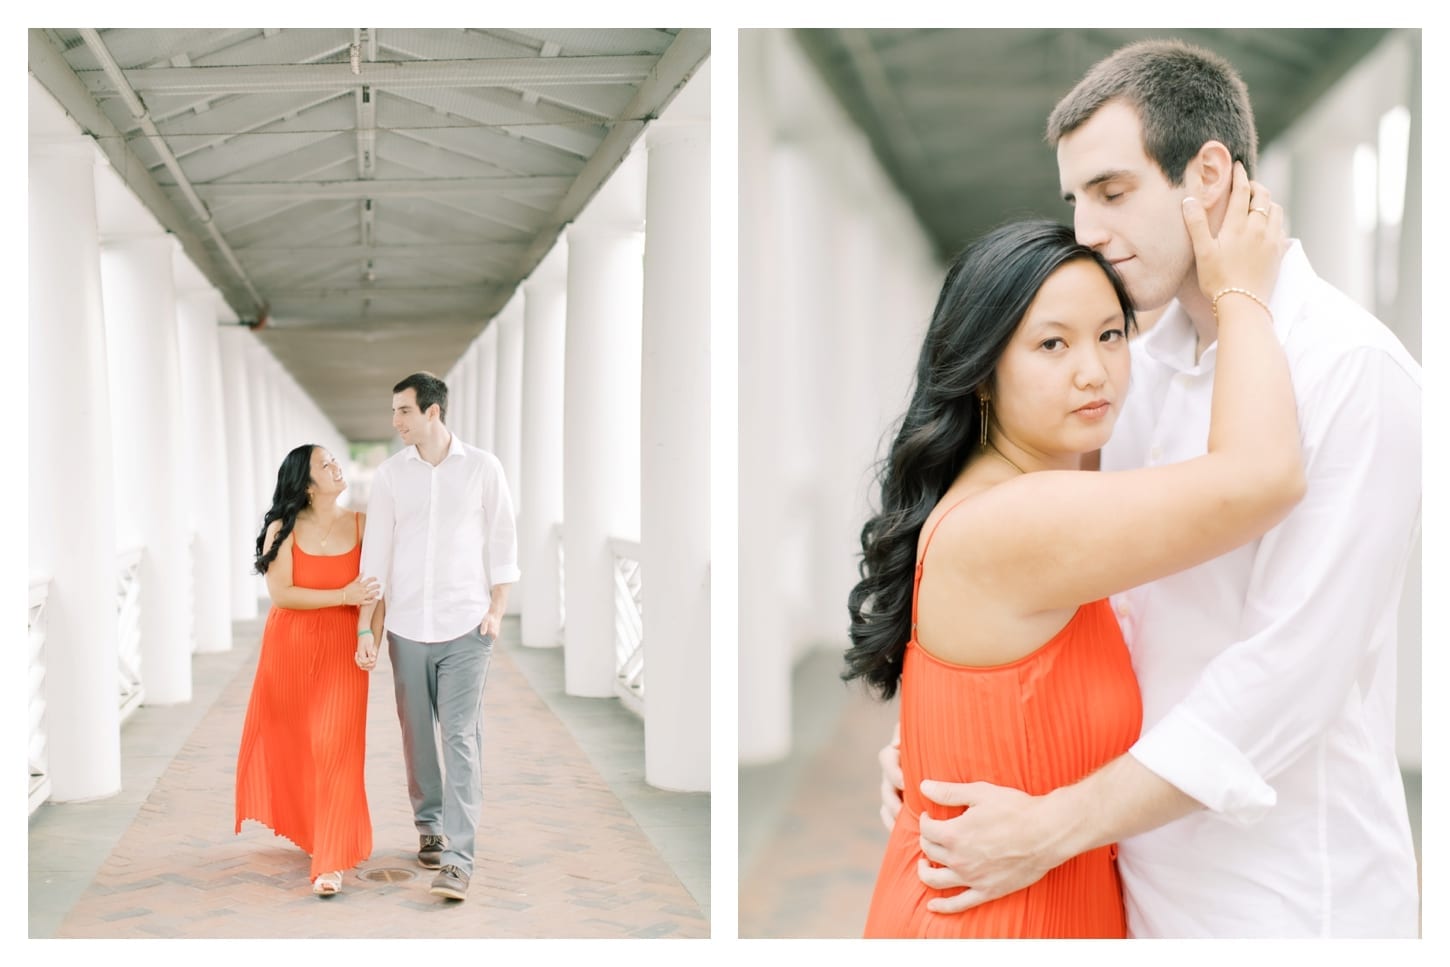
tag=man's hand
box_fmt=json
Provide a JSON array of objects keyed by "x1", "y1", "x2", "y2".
[
  {"x1": 480, "y1": 610, "x2": 502, "y2": 640},
  {"x1": 879, "y1": 723, "x2": 904, "y2": 832},
  {"x1": 916, "y1": 780, "x2": 1065, "y2": 914}
]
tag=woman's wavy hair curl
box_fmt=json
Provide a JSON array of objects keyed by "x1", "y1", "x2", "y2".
[
  {"x1": 843, "y1": 220, "x2": 1135, "y2": 699},
  {"x1": 254, "y1": 444, "x2": 321, "y2": 575}
]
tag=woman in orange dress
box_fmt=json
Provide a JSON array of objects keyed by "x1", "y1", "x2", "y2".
[
  {"x1": 235, "y1": 444, "x2": 381, "y2": 896},
  {"x1": 847, "y1": 167, "x2": 1303, "y2": 936}
]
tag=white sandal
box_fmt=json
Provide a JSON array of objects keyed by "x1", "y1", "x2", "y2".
[{"x1": 312, "y1": 871, "x2": 343, "y2": 895}]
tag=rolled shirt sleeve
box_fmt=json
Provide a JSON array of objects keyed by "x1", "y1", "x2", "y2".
[
  {"x1": 1129, "y1": 348, "x2": 1421, "y2": 823},
  {"x1": 482, "y1": 452, "x2": 520, "y2": 586}
]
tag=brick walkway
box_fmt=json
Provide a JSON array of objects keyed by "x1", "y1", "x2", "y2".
[
  {"x1": 33, "y1": 618, "x2": 707, "y2": 939},
  {"x1": 739, "y1": 665, "x2": 897, "y2": 939}
]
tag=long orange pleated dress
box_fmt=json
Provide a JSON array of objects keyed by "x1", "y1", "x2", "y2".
[
  {"x1": 863, "y1": 499, "x2": 1143, "y2": 937},
  {"x1": 234, "y1": 512, "x2": 372, "y2": 880}
]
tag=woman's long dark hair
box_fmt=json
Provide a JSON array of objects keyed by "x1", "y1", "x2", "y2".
[
  {"x1": 254, "y1": 444, "x2": 320, "y2": 574},
  {"x1": 843, "y1": 220, "x2": 1136, "y2": 699}
]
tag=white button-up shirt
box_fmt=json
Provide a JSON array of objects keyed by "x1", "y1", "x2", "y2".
[
  {"x1": 1102, "y1": 242, "x2": 1421, "y2": 937},
  {"x1": 360, "y1": 433, "x2": 520, "y2": 643}
]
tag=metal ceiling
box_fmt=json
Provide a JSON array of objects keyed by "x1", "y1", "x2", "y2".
[
  {"x1": 29, "y1": 27, "x2": 709, "y2": 441},
  {"x1": 793, "y1": 28, "x2": 1394, "y2": 261}
]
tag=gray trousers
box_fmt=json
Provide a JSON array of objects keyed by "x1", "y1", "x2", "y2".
[{"x1": 386, "y1": 626, "x2": 493, "y2": 877}]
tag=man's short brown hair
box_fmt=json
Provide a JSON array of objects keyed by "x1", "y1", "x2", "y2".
[
  {"x1": 1046, "y1": 39, "x2": 1258, "y2": 184},
  {"x1": 394, "y1": 371, "x2": 448, "y2": 422}
]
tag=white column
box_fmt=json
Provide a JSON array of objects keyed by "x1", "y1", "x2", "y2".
[
  {"x1": 468, "y1": 339, "x2": 484, "y2": 448},
  {"x1": 28, "y1": 104, "x2": 122, "y2": 800},
  {"x1": 99, "y1": 231, "x2": 193, "y2": 704},
  {"x1": 453, "y1": 345, "x2": 476, "y2": 448},
  {"x1": 249, "y1": 342, "x2": 279, "y2": 601},
  {"x1": 494, "y1": 294, "x2": 525, "y2": 512},
  {"x1": 822, "y1": 198, "x2": 880, "y2": 645},
  {"x1": 773, "y1": 144, "x2": 835, "y2": 652},
  {"x1": 218, "y1": 326, "x2": 260, "y2": 619},
  {"x1": 269, "y1": 352, "x2": 290, "y2": 460},
  {"x1": 1290, "y1": 142, "x2": 1364, "y2": 303},
  {"x1": 562, "y1": 151, "x2": 645, "y2": 697},
  {"x1": 737, "y1": 35, "x2": 793, "y2": 762},
  {"x1": 494, "y1": 295, "x2": 525, "y2": 617},
  {"x1": 640, "y1": 109, "x2": 710, "y2": 791},
  {"x1": 174, "y1": 285, "x2": 234, "y2": 651},
  {"x1": 519, "y1": 245, "x2": 568, "y2": 649},
  {"x1": 475, "y1": 326, "x2": 499, "y2": 453}
]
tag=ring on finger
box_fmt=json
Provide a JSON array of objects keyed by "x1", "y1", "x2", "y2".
[{"x1": 1250, "y1": 206, "x2": 1270, "y2": 216}]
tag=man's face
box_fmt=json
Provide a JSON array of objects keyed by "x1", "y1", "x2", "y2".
[
  {"x1": 391, "y1": 388, "x2": 432, "y2": 444},
  {"x1": 1056, "y1": 100, "x2": 1196, "y2": 313}
]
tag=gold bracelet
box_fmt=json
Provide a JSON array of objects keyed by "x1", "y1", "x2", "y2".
[
  {"x1": 341, "y1": 588, "x2": 348, "y2": 606},
  {"x1": 1211, "y1": 287, "x2": 1272, "y2": 324}
]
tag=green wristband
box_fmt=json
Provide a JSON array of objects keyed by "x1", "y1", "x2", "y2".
[{"x1": 357, "y1": 629, "x2": 373, "y2": 637}]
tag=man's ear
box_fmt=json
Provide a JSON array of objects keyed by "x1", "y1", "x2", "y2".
[{"x1": 1186, "y1": 140, "x2": 1234, "y2": 209}]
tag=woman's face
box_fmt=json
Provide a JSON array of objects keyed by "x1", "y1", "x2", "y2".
[
  {"x1": 307, "y1": 448, "x2": 347, "y2": 499},
  {"x1": 990, "y1": 258, "x2": 1131, "y2": 466}
]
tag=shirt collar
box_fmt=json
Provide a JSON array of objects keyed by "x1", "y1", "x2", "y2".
[
  {"x1": 402, "y1": 429, "x2": 466, "y2": 464},
  {"x1": 1137, "y1": 240, "x2": 1312, "y2": 373}
]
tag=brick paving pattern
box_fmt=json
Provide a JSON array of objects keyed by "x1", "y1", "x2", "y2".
[
  {"x1": 739, "y1": 683, "x2": 897, "y2": 939},
  {"x1": 49, "y1": 631, "x2": 707, "y2": 939}
]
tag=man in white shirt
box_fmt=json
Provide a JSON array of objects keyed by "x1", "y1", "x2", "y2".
[
  {"x1": 880, "y1": 39, "x2": 1421, "y2": 936},
  {"x1": 356, "y1": 371, "x2": 519, "y2": 902}
]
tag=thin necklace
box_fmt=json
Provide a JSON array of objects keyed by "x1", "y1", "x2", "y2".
[
  {"x1": 316, "y1": 509, "x2": 339, "y2": 549},
  {"x1": 986, "y1": 440, "x2": 1027, "y2": 476}
]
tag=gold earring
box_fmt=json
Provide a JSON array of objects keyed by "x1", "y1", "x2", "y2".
[{"x1": 979, "y1": 397, "x2": 989, "y2": 450}]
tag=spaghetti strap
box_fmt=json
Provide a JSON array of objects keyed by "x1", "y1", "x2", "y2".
[
  {"x1": 919, "y1": 497, "x2": 975, "y2": 567},
  {"x1": 911, "y1": 496, "x2": 976, "y2": 630}
]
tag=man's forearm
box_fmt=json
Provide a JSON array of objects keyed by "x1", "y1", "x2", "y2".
[
  {"x1": 1042, "y1": 753, "x2": 1203, "y2": 861},
  {"x1": 488, "y1": 583, "x2": 511, "y2": 620}
]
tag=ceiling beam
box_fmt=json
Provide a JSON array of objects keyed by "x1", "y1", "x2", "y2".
[
  {"x1": 271, "y1": 285, "x2": 500, "y2": 302},
  {"x1": 499, "y1": 29, "x2": 711, "y2": 319},
  {"x1": 77, "y1": 55, "x2": 660, "y2": 96},
  {"x1": 261, "y1": 318, "x2": 481, "y2": 334},
  {"x1": 28, "y1": 28, "x2": 263, "y2": 319},
  {"x1": 194, "y1": 176, "x2": 573, "y2": 200},
  {"x1": 238, "y1": 242, "x2": 528, "y2": 261}
]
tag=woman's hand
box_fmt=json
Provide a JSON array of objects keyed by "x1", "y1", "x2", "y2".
[
  {"x1": 341, "y1": 576, "x2": 380, "y2": 607},
  {"x1": 1185, "y1": 161, "x2": 1287, "y2": 305},
  {"x1": 355, "y1": 630, "x2": 378, "y2": 671}
]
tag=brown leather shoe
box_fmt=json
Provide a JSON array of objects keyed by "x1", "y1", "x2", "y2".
[
  {"x1": 418, "y1": 834, "x2": 445, "y2": 869},
  {"x1": 429, "y1": 864, "x2": 469, "y2": 900}
]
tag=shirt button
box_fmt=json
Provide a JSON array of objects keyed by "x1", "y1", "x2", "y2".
[
  {"x1": 1117, "y1": 602, "x2": 1131, "y2": 619},
  {"x1": 1149, "y1": 446, "x2": 1163, "y2": 462}
]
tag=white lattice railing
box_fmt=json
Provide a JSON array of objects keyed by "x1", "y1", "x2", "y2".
[
  {"x1": 116, "y1": 547, "x2": 145, "y2": 721},
  {"x1": 553, "y1": 521, "x2": 567, "y2": 646},
  {"x1": 609, "y1": 537, "x2": 644, "y2": 716},
  {"x1": 29, "y1": 577, "x2": 52, "y2": 815}
]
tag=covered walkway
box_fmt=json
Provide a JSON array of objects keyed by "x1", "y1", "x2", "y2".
[
  {"x1": 30, "y1": 614, "x2": 707, "y2": 938},
  {"x1": 27, "y1": 27, "x2": 712, "y2": 940}
]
